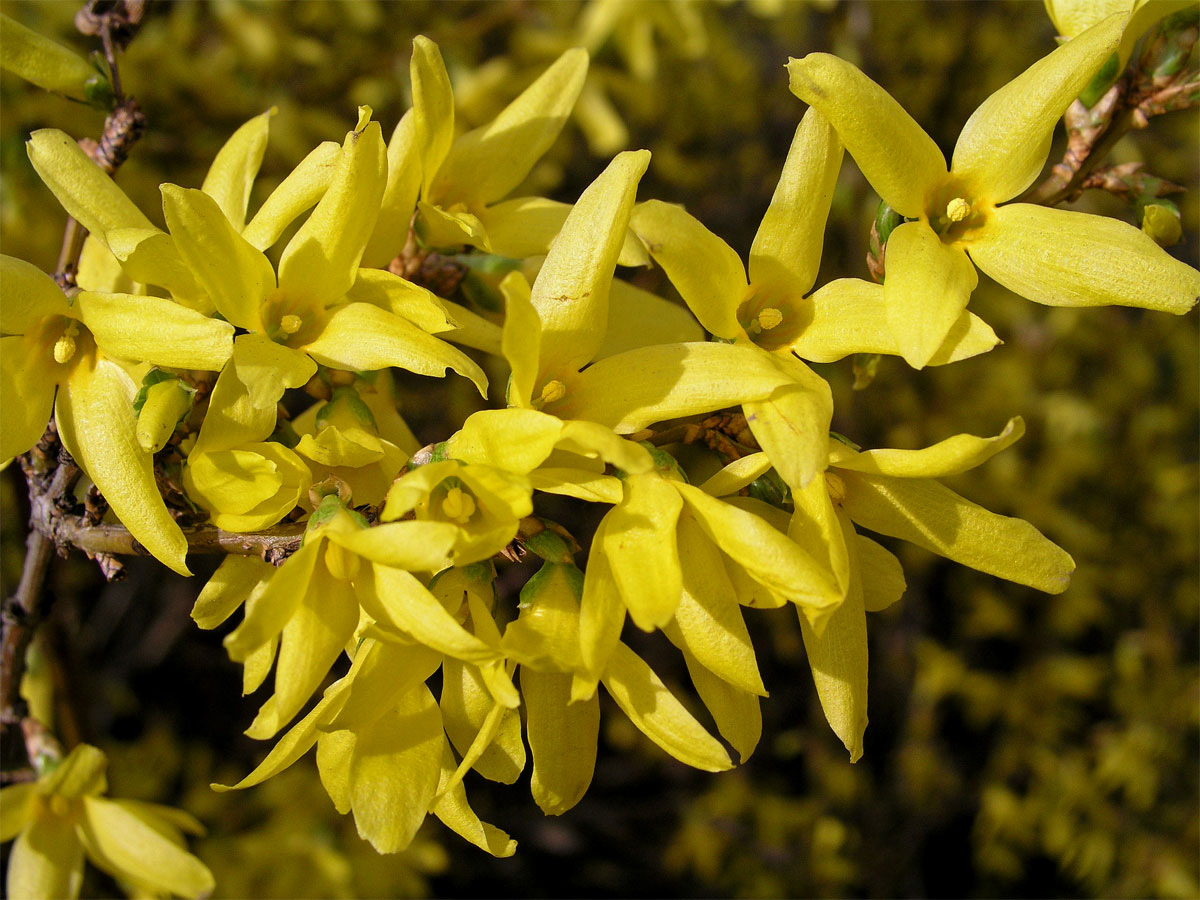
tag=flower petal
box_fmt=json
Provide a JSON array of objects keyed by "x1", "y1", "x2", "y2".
[
  {"x1": 0, "y1": 783, "x2": 34, "y2": 841},
  {"x1": 840, "y1": 470, "x2": 1076, "y2": 593},
  {"x1": 698, "y1": 452, "x2": 773, "y2": 498},
  {"x1": 602, "y1": 472, "x2": 684, "y2": 632},
  {"x1": 229, "y1": 332, "x2": 317, "y2": 413},
  {"x1": 597, "y1": 278, "x2": 705, "y2": 360},
  {"x1": 41, "y1": 744, "x2": 107, "y2": 797},
  {"x1": 432, "y1": 745, "x2": 518, "y2": 856},
  {"x1": 836, "y1": 417, "x2": 1024, "y2": 478},
  {"x1": 521, "y1": 667, "x2": 600, "y2": 815},
  {"x1": 202, "y1": 108, "x2": 274, "y2": 230},
  {"x1": 0, "y1": 255, "x2": 69, "y2": 334},
  {"x1": 345, "y1": 267, "x2": 454, "y2": 333},
  {"x1": 576, "y1": 514, "x2": 626, "y2": 696},
  {"x1": 26, "y1": 128, "x2": 158, "y2": 243},
  {"x1": 786, "y1": 54, "x2": 946, "y2": 217},
  {"x1": 192, "y1": 554, "x2": 273, "y2": 630},
  {"x1": 242, "y1": 141, "x2": 341, "y2": 251},
  {"x1": 952, "y1": 14, "x2": 1125, "y2": 203},
  {"x1": 884, "y1": 221, "x2": 978, "y2": 369},
  {"x1": 476, "y1": 197, "x2": 570, "y2": 261},
  {"x1": 743, "y1": 357, "x2": 833, "y2": 490},
  {"x1": 435, "y1": 47, "x2": 588, "y2": 207},
  {"x1": 161, "y1": 184, "x2": 275, "y2": 330},
  {"x1": 441, "y1": 659, "x2": 525, "y2": 783},
  {"x1": 601, "y1": 642, "x2": 733, "y2": 772},
  {"x1": 77, "y1": 797, "x2": 214, "y2": 899},
  {"x1": 557, "y1": 341, "x2": 794, "y2": 432},
  {"x1": 7, "y1": 814, "x2": 83, "y2": 900},
  {"x1": 499, "y1": 270, "x2": 540, "y2": 408},
  {"x1": 411, "y1": 36, "x2": 456, "y2": 197},
  {"x1": 630, "y1": 199, "x2": 747, "y2": 339},
  {"x1": 56, "y1": 358, "x2": 189, "y2": 575},
  {"x1": 968, "y1": 203, "x2": 1200, "y2": 314},
  {"x1": 349, "y1": 684, "x2": 444, "y2": 854},
  {"x1": 77, "y1": 290, "x2": 234, "y2": 370},
  {"x1": 798, "y1": 510, "x2": 869, "y2": 761},
  {"x1": 858, "y1": 535, "x2": 906, "y2": 612},
  {"x1": 322, "y1": 639, "x2": 441, "y2": 733},
  {"x1": 363, "y1": 110, "x2": 422, "y2": 267},
  {"x1": 532, "y1": 150, "x2": 651, "y2": 380},
  {"x1": 749, "y1": 107, "x2": 843, "y2": 299},
  {"x1": 1, "y1": 335, "x2": 56, "y2": 461},
  {"x1": 223, "y1": 540, "x2": 320, "y2": 661},
  {"x1": 304, "y1": 302, "x2": 488, "y2": 397},
  {"x1": 326, "y1": 520, "x2": 459, "y2": 571},
  {"x1": 797, "y1": 277, "x2": 1000, "y2": 365},
  {"x1": 277, "y1": 114, "x2": 386, "y2": 305},
  {"x1": 679, "y1": 646, "x2": 762, "y2": 764}
]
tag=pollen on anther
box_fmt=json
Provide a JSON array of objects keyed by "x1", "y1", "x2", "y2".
[
  {"x1": 442, "y1": 486, "x2": 476, "y2": 522},
  {"x1": 539, "y1": 380, "x2": 567, "y2": 405},
  {"x1": 945, "y1": 197, "x2": 971, "y2": 223},
  {"x1": 755, "y1": 307, "x2": 784, "y2": 331},
  {"x1": 279, "y1": 314, "x2": 303, "y2": 335}
]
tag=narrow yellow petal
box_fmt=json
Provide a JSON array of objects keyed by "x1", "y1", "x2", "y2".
[
  {"x1": 578, "y1": 515, "x2": 626, "y2": 689},
  {"x1": 678, "y1": 645, "x2": 762, "y2": 764},
  {"x1": 969, "y1": 204, "x2": 1200, "y2": 314},
  {"x1": 533, "y1": 150, "x2": 651, "y2": 380},
  {"x1": 603, "y1": 473, "x2": 684, "y2": 631},
  {"x1": 349, "y1": 685, "x2": 444, "y2": 854},
  {"x1": 0, "y1": 783, "x2": 35, "y2": 841},
  {"x1": 1, "y1": 336, "x2": 56, "y2": 460},
  {"x1": 316, "y1": 729, "x2": 356, "y2": 814},
  {"x1": 78, "y1": 798, "x2": 214, "y2": 899},
  {"x1": 416, "y1": 200, "x2": 491, "y2": 251},
  {"x1": 326, "y1": 521, "x2": 459, "y2": 571},
  {"x1": 441, "y1": 659, "x2": 525, "y2": 784},
  {"x1": 56, "y1": 359, "x2": 189, "y2": 575},
  {"x1": 522, "y1": 667, "x2": 600, "y2": 815},
  {"x1": 743, "y1": 363, "x2": 833, "y2": 490},
  {"x1": 668, "y1": 513, "x2": 765, "y2": 696},
  {"x1": 836, "y1": 417, "x2": 1024, "y2": 478},
  {"x1": 242, "y1": 140, "x2": 341, "y2": 251},
  {"x1": 77, "y1": 290, "x2": 234, "y2": 371},
  {"x1": 0, "y1": 255, "x2": 69, "y2": 334},
  {"x1": 698, "y1": 452, "x2": 774, "y2": 498},
  {"x1": 952, "y1": 14, "x2": 1125, "y2": 203},
  {"x1": 432, "y1": 746, "x2": 519, "y2": 856},
  {"x1": 192, "y1": 554, "x2": 273, "y2": 630},
  {"x1": 789, "y1": 473, "x2": 851, "y2": 598},
  {"x1": 557, "y1": 341, "x2": 794, "y2": 432},
  {"x1": 26, "y1": 129, "x2": 157, "y2": 244},
  {"x1": 797, "y1": 277, "x2": 1000, "y2": 365},
  {"x1": 229, "y1": 332, "x2": 317, "y2": 413},
  {"x1": 798, "y1": 510, "x2": 869, "y2": 761},
  {"x1": 529, "y1": 468, "x2": 624, "y2": 504},
  {"x1": 629, "y1": 199, "x2": 747, "y2": 339},
  {"x1": 884, "y1": 221, "x2": 978, "y2": 369},
  {"x1": 749, "y1": 107, "x2": 843, "y2": 299},
  {"x1": 41, "y1": 743, "x2": 107, "y2": 796},
  {"x1": 445, "y1": 407, "x2": 564, "y2": 473},
  {"x1": 223, "y1": 541, "x2": 320, "y2": 661},
  {"x1": 858, "y1": 535, "x2": 906, "y2": 613},
  {"x1": 411, "y1": 35, "x2": 456, "y2": 197},
  {"x1": 476, "y1": 197, "x2": 570, "y2": 260},
  {"x1": 322, "y1": 639, "x2": 441, "y2": 733},
  {"x1": 345, "y1": 267, "x2": 454, "y2": 334},
  {"x1": 362, "y1": 110, "x2": 422, "y2": 267},
  {"x1": 499, "y1": 270, "x2": 541, "y2": 408},
  {"x1": 7, "y1": 815, "x2": 83, "y2": 900},
  {"x1": 277, "y1": 117, "x2": 386, "y2": 304},
  {"x1": 438, "y1": 299, "x2": 503, "y2": 355},
  {"x1": 840, "y1": 471, "x2": 1076, "y2": 593},
  {"x1": 202, "y1": 109, "x2": 274, "y2": 230},
  {"x1": 161, "y1": 184, "x2": 276, "y2": 330},
  {"x1": 601, "y1": 642, "x2": 733, "y2": 772},
  {"x1": 0, "y1": 13, "x2": 100, "y2": 101},
  {"x1": 435, "y1": 47, "x2": 589, "y2": 207},
  {"x1": 304, "y1": 302, "x2": 488, "y2": 397},
  {"x1": 786, "y1": 54, "x2": 946, "y2": 217}
]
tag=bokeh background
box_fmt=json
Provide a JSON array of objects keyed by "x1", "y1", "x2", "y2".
[{"x1": 2, "y1": 1, "x2": 1197, "y2": 897}]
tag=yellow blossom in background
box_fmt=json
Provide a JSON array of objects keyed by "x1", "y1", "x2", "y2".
[{"x1": 0, "y1": 744, "x2": 213, "y2": 899}]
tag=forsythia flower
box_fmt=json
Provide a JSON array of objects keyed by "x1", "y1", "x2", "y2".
[
  {"x1": 788, "y1": 13, "x2": 1200, "y2": 368},
  {"x1": 0, "y1": 256, "x2": 233, "y2": 573},
  {"x1": 0, "y1": 744, "x2": 214, "y2": 899}
]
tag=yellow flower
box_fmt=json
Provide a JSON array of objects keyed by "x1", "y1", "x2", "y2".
[
  {"x1": 0, "y1": 744, "x2": 213, "y2": 899},
  {"x1": 1045, "y1": 0, "x2": 1195, "y2": 66},
  {"x1": 0, "y1": 256, "x2": 233, "y2": 574},
  {"x1": 788, "y1": 13, "x2": 1200, "y2": 368},
  {"x1": 631, "y1": 108, "x2": 1000, "y2": 366},
  {"x1": 709, "y1": 418, "x2": 1074, "y2": 762},
  {"x1": 362, "y1": 36, "x2": 593, "y2": 264}
]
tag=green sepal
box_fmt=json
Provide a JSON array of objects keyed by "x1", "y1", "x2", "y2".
[
  {"x1": 522, "y1": 523, "x2": 577, "y2": 564},
  {"x1": 132, "y1": 369, "x2": 182, "y2": 415},
  {"x1": 1078, "y1": 51, "x2": 1120, "y2": 108},
  {"x1": 874, "y1": 201, "x2": 903, "y2": 247},
  {"x1": 747, "y1": 468, "x2": 792, "y2": 510},
  {"x1": 460, "y1": 270, "x2": 504, "y2": 314},
  {"x1": 519, "y1": 560, "x2": 584, "y2": 610}
]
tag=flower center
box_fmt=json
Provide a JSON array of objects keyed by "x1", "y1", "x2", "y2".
[
  {"x1": 279, "y1": 314, "x2": 303, "y2": 335},
  {"x1": 441, "y1": 486, "x2": 476, "y2": 523},
  {"x1": 926, "y1": 180, "x2": 988, "y2": 243},
  {"x1": 749, "y1": 306, "x2": 784, "y2": 333},
  {"x1": 945, "y1": 197, "x2": 972, "y2": 223},
  {"x1": 537, "y1": 380, "x2": 567, "y2": 407},
  {"x1": 53, "y1": 320, "x2": 80, "y2": 364},
  {"x1": 736, "y1": 287, "x2": 809, "y2": 352}
]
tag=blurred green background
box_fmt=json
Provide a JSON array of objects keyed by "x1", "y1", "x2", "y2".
[{"x1": 2, "y1": 1, "x2": 1197, "y2": 897}]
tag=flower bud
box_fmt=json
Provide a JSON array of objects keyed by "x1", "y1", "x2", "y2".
[{"x1": 135, "y1": 378, "x2": 195, "y2": 453}]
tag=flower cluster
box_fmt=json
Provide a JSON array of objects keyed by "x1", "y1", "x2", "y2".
[{"x1": 2, "y1": 1, "x2": 1197, "y2": 888}]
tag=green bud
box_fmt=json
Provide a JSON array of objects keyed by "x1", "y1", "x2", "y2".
[
  {"x1": 315, "y1": 385, "x2": 378, "y2": 431},
  {"x1": 518, "y1": 561, "x2": 584, "y2": 609},
  {"x1": 0, "y1": 14, "x2": 111, "y2": 106},
  {"x1": 874, "y1": 201, "x2": 903, "y2": 247},
  {"x1": 747, "y1": 468, "x2": 791, "y2": 510},
  {"x1": 135, "y1": 378, "x2": 195, "y2": 453},
  {"x1": 523, "y1": 522, "x2": 576, "y2": 564},
  {"x1": 1078, "y1": 51, "x2": 1120, "y2": 108}
]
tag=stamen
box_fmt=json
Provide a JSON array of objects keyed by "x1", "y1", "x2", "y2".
[
  {"x1": 755, "y1": 307, "x2": 784, "y2": 331},
  {"x1": 945, "y1": 197, "x2": 971, "y2": 223},
  {"x1": 442, "y1": 486, "x2": 476, "y2": 523},
  {"x1": 279, "y1": 314, "x2": 303, "y2": 335},
  {"x1": 539, "y1": 380, "x2": 567, "y2": 405},
  {"x1": 52, "y1": 321, "x2": 80, "y2": 364},
  {"x1": 49, "y1": 795, "x2": 72, "y2": 818}
]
